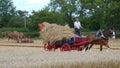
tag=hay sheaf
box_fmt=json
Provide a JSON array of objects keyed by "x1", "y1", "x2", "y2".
[{"x1": 40, "y1": 22, "x2": 77, "y2": 44}]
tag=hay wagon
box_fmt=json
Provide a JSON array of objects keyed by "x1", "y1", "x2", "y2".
[
  {"x1": 38, "y1": 23, "x2": 92, "y2": 51},
  {"x1": 44, "y1": 37, "x2": 92, "y2": 51}
]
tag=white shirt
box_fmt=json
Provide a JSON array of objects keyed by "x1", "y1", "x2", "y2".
[{"x1": 74, "y1": 21, "x2": 81, "y2": 29}]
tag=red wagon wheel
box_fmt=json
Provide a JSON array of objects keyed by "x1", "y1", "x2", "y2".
[
  {"x1": 44, "y1": 43, "x2": 55, "y2": 51},
  {"x1": 77, "y1": 46, "x2": 84, "y2": 51},
  {"x1": 60, "y1": 44, "x2": 71, "y2": 51}
]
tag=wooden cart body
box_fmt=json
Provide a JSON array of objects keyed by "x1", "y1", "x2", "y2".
[{"x1": 44, "y1": 37, "x2": 92, "y2": 51}]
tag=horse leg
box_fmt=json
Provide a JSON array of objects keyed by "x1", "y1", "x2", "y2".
[
  {"x1": 85, "y1": 46, "x2": 89, "y2": 51},
  {"x1": 100, "y1": 45, "x2": 103, "y2": 51},
  {"x1": 85, "y1": 44, "x2": 93, "y2": 52},
  {"x1": 88, "y1": 44, "x2": 93, "y2": 50},
  {"x1": 8, "y1": 38, "x2": 10, "y2": 41},
  {"x1": 105, "y1": 45, "x2": 110, "y2": 52},
  {"x1": 106, "y1": 45, "x2": 110, "y2": 48},
  {"x1": 84, "y1": 44, "x2": 89, "y2": 51}
]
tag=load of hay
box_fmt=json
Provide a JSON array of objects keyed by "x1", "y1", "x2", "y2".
[{"x1": 40, "y1": 22, "x2": 77, "y2": 44}]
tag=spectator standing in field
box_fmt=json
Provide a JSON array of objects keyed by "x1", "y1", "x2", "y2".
[{"x1": 74, "y1": 18, "x2": 83, "y2": 36}]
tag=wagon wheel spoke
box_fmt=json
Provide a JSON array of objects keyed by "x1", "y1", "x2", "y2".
[
  {"x1": 78, "y1": 46, "x2": 84, "y2": 51},
  {"x1": 44, "y1": 43, "x2": 48, "y2": 51},
  {"x1": 60, "y1": 44, "x2": 71, "y2": 51}
]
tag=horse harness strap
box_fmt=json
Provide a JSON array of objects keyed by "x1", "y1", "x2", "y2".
[
  {"x1": 96, "y1": 31, "x2": 108, "y2": 40},
  {"x1": 101, "y1": 32, "x2": 109, "y2": 40}
]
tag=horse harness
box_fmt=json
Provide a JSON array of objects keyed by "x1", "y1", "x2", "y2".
[{"x1": 96, "y1": 31, "x2": 108, "y2": 40}]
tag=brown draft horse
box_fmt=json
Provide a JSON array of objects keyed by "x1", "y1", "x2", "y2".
[
  {"x1": 5, "y1": 31, "x2": 25, "y2": 43},
  {"x1": 85, "y1": 28, "x2": 115, "y2": 51}
]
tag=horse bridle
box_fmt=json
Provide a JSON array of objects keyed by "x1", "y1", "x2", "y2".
[{"x1": 101, "y1": 29, "x2": 115, "y2": 40}]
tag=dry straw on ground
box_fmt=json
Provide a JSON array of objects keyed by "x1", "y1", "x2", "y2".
[
  {"x1": 40, "y1": 22, "x2": 77, "y2": 44},
  {"x1": 0, "y1": 39, "x2": 120, "y2": 68}
]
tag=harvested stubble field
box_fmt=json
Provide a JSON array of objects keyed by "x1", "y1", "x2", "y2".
[{"x1": 0, "y1": 39, "x2": 120, "y2": 68}]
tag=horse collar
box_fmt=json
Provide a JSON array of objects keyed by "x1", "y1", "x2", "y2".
[{"x1": 101, "y1": 31, "x2": 108, "y2": 40}]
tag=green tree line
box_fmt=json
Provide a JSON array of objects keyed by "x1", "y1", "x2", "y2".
[{"x1": 0, "y1": 0, "x2": 120, "y2": 31}]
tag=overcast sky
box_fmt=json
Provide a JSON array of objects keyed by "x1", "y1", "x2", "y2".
[{"x1": 13, "y1": 0, "x2": 50, "y2": 13}]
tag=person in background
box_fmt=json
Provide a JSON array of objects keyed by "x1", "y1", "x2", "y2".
[{"x1": 74, "y1": 18, "x2": 83, "y2": 36}]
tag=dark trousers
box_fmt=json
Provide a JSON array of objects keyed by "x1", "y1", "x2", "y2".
[{"x1": 75, "y1": 28, "x2": 81, "y2": 36}]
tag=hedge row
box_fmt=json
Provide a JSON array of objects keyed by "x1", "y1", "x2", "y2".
[
  {"x1": 0, "y1": 27, "x2": 40, "y2": 38},
  {"x1": 0, "y1": 31, "x2": 40, "y2": 38},
  {"x1": 116, "y1": 31, "x2": 120, "y2": 38},
  {"x1": 0, "y1": 27, "x2": 29, "y2": 32},
  {"x1": 24, "y1": 32, "x2": 40, "y2": 38},
  {"x1": 0, "y1": 28, "x2": 120, "y2": 38}
]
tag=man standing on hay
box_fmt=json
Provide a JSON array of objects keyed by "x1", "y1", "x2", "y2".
[{"x1": 74, "y1": 18, "x2": 83, "y2": 37}]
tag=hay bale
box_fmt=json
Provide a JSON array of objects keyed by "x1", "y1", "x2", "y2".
[{"x1": 40, "y1": 22, "x2": 77, "y2": 44}]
